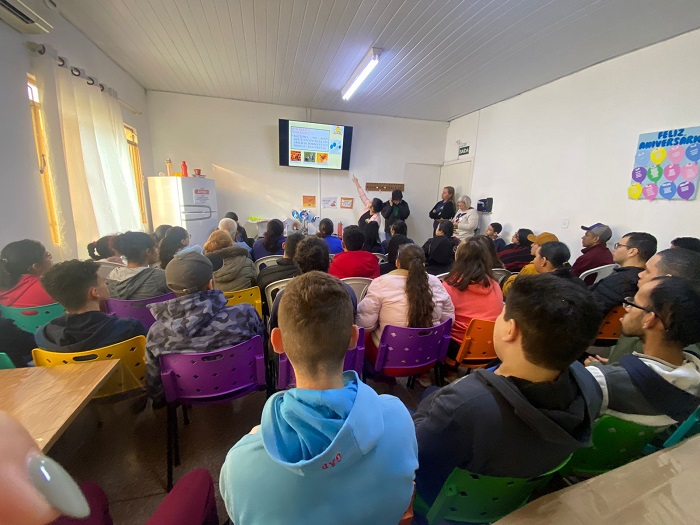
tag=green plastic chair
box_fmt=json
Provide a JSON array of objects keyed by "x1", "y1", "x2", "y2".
[
  {"x1": 564, "y1": 415, "x2": 660, "y2": 477},
  {"x1": 414, "y1": 459, "x2": 568, "y2": 524},
  {"x1": 0, "y1": 303, "x2": 65, "y2": 333},
  {"x1": 0, "y1": 353, "x2": 15, "y2": 369}
]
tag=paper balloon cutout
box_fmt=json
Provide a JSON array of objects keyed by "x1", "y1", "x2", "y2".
[
  {"x1": 686, "y1": 144, "x2": 700, "y2": 163},
  {"x1": 643, "y1": 183, "x2": 658, "y2": 201},
  {"x1": 647, "y1": 165, "x2": 663, "y2": 183},
  {"x1": 659, "y1": 181, "x2": 676, "y2": 199},
  {"x1": 628, "y1": 183, "x2": 643, "y2": 200},
  {"x1": 649, "y1": 147, "x2": 667, "y2": 165},
  {"x1": 667, "y1": 145, "x2": 685, "y2": 164},
  {"x1": 663, "y1": 164, "x2": 680, "y2": 182},
  {"x1": 631, "y1": 167, "x2": 646, "y2": 183},
  {"x1": 681, "y1": 163, "x2": 699, "y2": 181},
  {"x1": 678, "y1": 181, "x2": 696, "y2": 200}
]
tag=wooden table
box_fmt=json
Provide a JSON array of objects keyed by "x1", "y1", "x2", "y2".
[{"x1": 0, "y1": 361, "x2": 118, "y2": 451}]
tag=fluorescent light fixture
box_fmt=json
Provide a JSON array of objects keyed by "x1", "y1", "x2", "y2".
[{"x1": 342, "y1": 47, "x2": 382, "y2": 101}]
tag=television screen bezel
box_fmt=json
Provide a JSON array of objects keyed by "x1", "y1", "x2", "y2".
[{"x1": 279, "y1": 119, "x2": 353, "y2": 171}]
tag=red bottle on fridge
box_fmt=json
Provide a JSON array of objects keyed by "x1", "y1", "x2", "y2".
[{"x1": 181, "y1": 161, "x2": 189, "y2": 178}]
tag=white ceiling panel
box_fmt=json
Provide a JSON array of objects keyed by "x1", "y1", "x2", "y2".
[{"x1": 58, "y1": 0, "x2": 700, "y2": 121}]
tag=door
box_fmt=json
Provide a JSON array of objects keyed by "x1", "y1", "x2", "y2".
[
  {"x1": 403, "y1": 163, "x2": 442, "y2": 245},
  {"x1": 439, "y1": 160, "x2": 473, "y2": 201}
]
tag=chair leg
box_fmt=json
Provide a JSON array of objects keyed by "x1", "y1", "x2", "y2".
[
  {"x1": 182, "y1": 404, "x2": 190, "y2": 426},
  {"x1": 173, "y1": 408, "x2": 181, "y2": 467},
  {"x1": 166, "y1": 404, "x2": 174, "y2": 492},
  {"x1": 407, "y1": 375, "x2": 416, "y2": 389}
]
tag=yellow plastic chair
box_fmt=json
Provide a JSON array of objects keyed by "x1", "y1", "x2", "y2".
[
  {"x1": 32, "y1": 336, "x2": 146, "y2": 398},
  {"x1": 224, "y1": 286, "x2": 263, "y2": 318}
]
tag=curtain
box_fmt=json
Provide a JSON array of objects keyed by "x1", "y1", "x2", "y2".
[{"x1": 32, "y1": 49, "x2": 142, "y2": 259}]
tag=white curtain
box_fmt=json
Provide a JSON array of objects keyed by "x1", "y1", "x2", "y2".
[{"x1": 32, "y1": 49, "x2": 142, "y2": 260}]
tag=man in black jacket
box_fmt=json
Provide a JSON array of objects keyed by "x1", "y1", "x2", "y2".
[
  {"x1": 590, "y1": 232, "x2": 657, "y2": 314},
  {"x1": 257, "y1": 232, "x2": 303, "y2": 315},
  {"x1": 381, "y1": 190, "x2": 410, "y2": 240},
  {"x1": 413, "y1": 275, "x2": 604, "y2": 507}
]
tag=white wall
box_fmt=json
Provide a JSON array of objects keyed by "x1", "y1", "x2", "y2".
[
  {"x1": 147, "y1": 92, "x2": 447, "y2": 238},
  {"x1": 448, "y1": 28, "x2": 700, "y2": 254},
  {"x1": 0, "y1": 15, "x2": 152, "y2": 257}
]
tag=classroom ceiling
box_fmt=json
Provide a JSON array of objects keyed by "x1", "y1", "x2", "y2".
[{"x1": 58, "y1": 0, "x2": 700, "y2": 121}]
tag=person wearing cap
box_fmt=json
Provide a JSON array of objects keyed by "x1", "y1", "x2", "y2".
[
  {"x1": 145, "y1": 251, "x2": 264, "y2": 407},
  {"x1": 501, "y1": 232, "x2": 558, "y2": 295},
  {"x1": 571, "y1": 223, "x2": 614, "y2": 285},
  {"x1": 381, "y1": 189, "x2": 410, "y2": 240}
]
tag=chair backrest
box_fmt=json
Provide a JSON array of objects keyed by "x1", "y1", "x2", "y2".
[
  {"x1": 374, "y1": 253, "x2": 388, "y2": 263},
  {"x1": 565, "y1": 415, "x2": 660, "y2": 476},
  {"x1": 416, "y1": 459, "x2": 568, "y2": 524},
  {"x1": 223, "y1": 287, "x2": 263, "y2": 318},
  {"x1": 453, "y1": 319, "x2": 496, "y2": 368},
  {"x1": 104, "y1": 293, "x2": 175, "y2": 330},
  {"x1": 32, "y1": 336, "x2": 147, "y2": 398},
  {"x1": 255, "y1": 255, "x2": 283, "y2": 273},
  {"x1": 96, "y1": 260, "x2": 124, "y2": 280},
  {"x1": 0, "y1": 352, "x2": 15, "y2": 369},
  {"x1": 374, "y1": 319, "x2": 453, "y2": 376},
  {"x1": 277, "y1": 328, "x2": 365, "y2": 390},
  {"x1": 663, "y1": 405, "x2": 700, "y2": 448},
  {"x1": 0, "y1": 303, "x2": 65, "y2": 333},
  {"x1": 341, "y1": 277, "x2": 372, "y2": 301},
  {"x1": 435, "y1": 273, "x2": 449, "y2": 282},
  {"x1": 159, "y1": 335, "x2": 266, "y2": 404},
  {"x1": 264, "y1": 278, "x2": 294, "y2": 311},
  {"x1": 579, "y1": 263, "x2": 618, "y2": 284},
  {"x1": 491, "y1": 268, "x2": 511, "y2": 285},
  {"x1": 597, "y1": 305, "x2": 625, "y2": 340}
]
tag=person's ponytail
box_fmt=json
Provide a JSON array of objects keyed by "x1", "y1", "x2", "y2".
[
  {"x1": 87, "y1": 242, "x2": 99, "y2": 260},
  {"x1": 398, "y1": 244, "x2": 434, "y2": 328}
]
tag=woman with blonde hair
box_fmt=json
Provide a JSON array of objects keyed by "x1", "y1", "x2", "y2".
[
  {"x1": 203, "y1": 230, "x2": 256, "y2": 292},
  {"x1": 452, "y1": 195, "x2": 479, "y2": 242}
]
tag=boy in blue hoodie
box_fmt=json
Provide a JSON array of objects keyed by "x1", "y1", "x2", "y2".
[
  {"x1": 220, "y1": 271, "x2": 417, "y2": 524},
  {"x1": 413, "y1": 274, "x2": 605, "y2": 508}
]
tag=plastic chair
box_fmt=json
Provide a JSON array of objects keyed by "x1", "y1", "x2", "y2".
[
  {"x1": 96, "y1": 260, "x2": 124, "y2": 280},
  {"x1": 596, "y1": 305, "x2": 625, "y2": 340},
  {"x1": 223, "y1": 286, "x2": 263, "y2": 318},
  {"x1": 0, "y1": 353, "x2": 15, "y2": 369},
  {"x1": 491, "y1": 268, "x2": 511, "y2": 285},
  {"x1": 414, "y1": 459, "x2": 569, "y2": 524},
  {"x1": 446, "y1": 319, "x2": 497, "y2": 369},
  {"x1": 341, "y1": 277, "x2": 372, "y2": 301},
  {"x1": 365, "y1": 319, "x2": 452, "y2": 387},
  {"x1": 563, "y1": 415, "x2": 660, "y2": 477},
  {"x1": 104, "y1": 293, "x2": 175, "y2": 330},
  {"x1": 160, "y1": 335, "x2": 266, "y2": 490},
  {"x1": 277, "y1": 328, "x2": 365, "y2": 390},
  {"x1": 579, "y1": 263, "x2": 618, "y2": 284},
  {"x1": 254, "y1": 255, "x2": 283, "y2": 273},
  {"x1": 0, "y1": 303, "x2": 65, "y2": 333},
  {"x1": 264, "y1": 278, "x2": 294, "y2": 312},
  {"x1": 374, "y1": 253, "x2": 388, "y2": 263},
  {"x1": 32, "y1": 336, "x2": 147, "y2": 398},
  {"x1": 435, "y1": 272, "x2": 449, "y2": 282},
  {"x1": 644, "y1": 406, "x2": 700, "y2": 454}
]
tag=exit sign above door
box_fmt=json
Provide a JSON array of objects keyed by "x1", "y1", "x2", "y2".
[{"x1": 458, "y1": 145, "x2": 470, "y2": 156}]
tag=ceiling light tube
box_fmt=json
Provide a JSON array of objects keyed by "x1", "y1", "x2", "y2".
[{"x1": 342, "y1": 47, "x2": 382, "y2": 101}]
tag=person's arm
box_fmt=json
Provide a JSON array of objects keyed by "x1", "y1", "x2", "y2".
[
  {"x1": 440, "y1": 201, "x2": 455, "y2": 221},
  {"x1": 589, "y1": 273, "x2": 624, "y2": 314},
  {"x1": 352, "y1": 175, "x2": 371, "y2": 208},
  {"x1": 428, "y1": 202, "x2": 440, "y2": 220},
  {"x1": 463, "y1": 209, "x2": 479, "y2": 233},
  {"x1": 381, "y1": 201, "x2": 393, "y2": 219},
  {"x1": 401, "y1": 201, "x2": 410, "y2": 220},
  {"x1": 356, "y1": 281, "x2": 382, "y2": 331},
  {"x1": 501, "y1": 273, "x2": 517, "y2": 297}
]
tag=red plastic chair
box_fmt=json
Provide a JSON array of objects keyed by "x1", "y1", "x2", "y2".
[
  {"x1": 364, "y1": 319, "x2": 452, "y2": 387},
  {"x1": 104, "y1": 293, "x2": 175, "y2": 329},
  {"x1": 159, "y1": 336, "x2": 266, "y2": 490},
  {"x1": 597, "y1": 305, "x2": 625, "y2": 340},
  {"x1": 277, "y1": 327, "x2": 365, "y2": 390},
  {"x1": 447, "y1": 319, "x2": 497, "y2": 369}
]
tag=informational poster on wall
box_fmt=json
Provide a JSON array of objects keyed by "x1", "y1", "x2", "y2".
[{"x1": 629, "y1": 126, "x2": 700, "y2": 201}]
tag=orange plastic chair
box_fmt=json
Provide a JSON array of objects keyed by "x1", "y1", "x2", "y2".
[
  {"x1": 224, "y1": 286, "x2": 263, "y2": 318},
  {"x1": 597, "y1": 305, "x2": 625, "y2": 340},
  {"x1": 446, "y1": 319, "x2": 496, "y2": 369},
  {"x1": 32, "y1": 336, "x2": 146, "y2": 398}
]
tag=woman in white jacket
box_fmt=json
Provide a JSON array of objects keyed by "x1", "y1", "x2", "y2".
[
  {"x1": 452, "y1": 195, "x2": 479, "y2": 242},
  {"x1": 357, "y1": 244, "x2": 455, "y2": 364}
]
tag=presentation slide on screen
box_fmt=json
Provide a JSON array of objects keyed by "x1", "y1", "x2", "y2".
[{"x1": 288, "y1": 121, "x2": 345, "y2": 169}]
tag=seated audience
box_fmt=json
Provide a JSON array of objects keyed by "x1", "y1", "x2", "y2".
[
  {"x1": 203, "y1": 230, "x2": 256, "y2": 292},
  {"x1": 362, "y1": 221, "x2": 384, "y2": 253},
  {"x1": 473, "y1": 234, "x2": 504, "y2": 269},
  {"x1": 380, "y1": 232, "x2": 414, "y2": 276},
  {"x1": 159, "y1": 226, "x2": 192, "y2": 269},
  {"x1": 152, "y1": 224, "x2": 172, "y2": 245},
  {"x1": 107, "y1": 232, "x2": 170, "y2": 300},
  {"x1": 224, "y1": 211, "x2": 250, "y2": 245},
  {"x1": 357, "y1": 244, "x2": 455, "y2": 356},
  {"x1": 0, "y1": 240, "x2": 54, "y2": 307},
  {"x1": 452, "y1": 195, "x2": 478, "y2": 242},
  {"x1": 671, "y1": 236, "x2": 700, "y2": 253},
  {"x1": 269, "y1": 237, "x2": 358, "y2": 332},
  {"x1": 0, "y1": 316, "x2": 36, "y2": 367},
  {"x1": 413, "y1": 275, "x2": 604, "y2": 507},
  {"x1": 220, "y1": 272, "x2": 418, "y2": 524},
  {"x1": 217, "y1": 218, "x2": 252, "y2": 255},
  {"x1": 442, "y1": 238, "x2": 504, "y2": 359},
  {"x1": 252, "y1": 219, "x2": 286, "y2": 261},
  {"x1": 146, "y1": 252, "x2": 264, "y2": 405},
  {"x1": 317, "y1": 218, "x2": 343, "y2": 255},
  {"x1": 329, "y1": 225, "x2": 380, "y2": 279},
  {"x1": 485, "y1": 222, "x2": 506, "y2": 252},
  {"x1": 590, "y1": 232, "x2": 657, "y2": 314},
  {"x1": 352, "y1": 174, "x2": 383, "y2": 228},
  {"x1": 502, "y1": 232, "x2": 558, "y2": 295},
  {"x1": 572, "y1": 223, "x2": 614, "y2": 284},
  {"x1": 36, "y1": 260, "x2": 147, "y2": 352},
  {"x1": 258, "y1": 231, "x2": 303, "y2": 300},
  {"x1": 532, "y1": 242, "x2": 586, "y2": 288},
  {"x1": 422, "y1": 221, "x2": 458, "y2": 275},
  {"x1": 86, "y1": 235, "x2": 122, "y2": 263},
  {"x1": 381, "y1": 219, "x2": 411, "y2": 253},
  {"x1": 586, "y1": 277, "x2": 700, "y2": 427},
  {"x1": 498, "y1": 228, "x2": 535, "y2": 272}
]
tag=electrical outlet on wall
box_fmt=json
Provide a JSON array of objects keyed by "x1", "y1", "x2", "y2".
[{"x1": 561, "y1": 218, "x2": 569, "y2": 229}]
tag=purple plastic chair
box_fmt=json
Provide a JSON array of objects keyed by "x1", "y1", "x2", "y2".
[
  {"x1": 365, "y1": 319, "x2": 452, "y2": 388},
  {"x1": 104, "y1": 293, "x2": 175, "y2": 329},
  {"x1": 159, "y1": 335, "x2": 266, "y2": 490},
  {"x1": 276, "y1": 328, "x2": 365, "y2": 390}
]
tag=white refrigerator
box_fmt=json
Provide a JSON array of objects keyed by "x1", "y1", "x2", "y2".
[{"x1": 147, "y1": 177, "x2": 218, "y2": 247}]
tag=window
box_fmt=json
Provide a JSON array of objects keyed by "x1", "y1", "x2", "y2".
[
  {"x1": 124, "y1": 125, "x2": 148, "y2": 227},
  {"x1": 27, "y1": 75, "x2": 60, "y2": 244}
]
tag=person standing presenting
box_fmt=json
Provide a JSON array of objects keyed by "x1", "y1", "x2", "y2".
[
  {"x1": 381, "y1": 189, "x2": 410, "y2": 241},
  {"x1": 429, "y1": 186, "x2": 456, "y2": 235}
]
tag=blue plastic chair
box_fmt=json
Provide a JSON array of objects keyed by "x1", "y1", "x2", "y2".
[
  {"x1": 0, "y1": 303, "x2": 65, "y2": 333},
  {"x1": 644, "y1": 406, "x2": 700, "y2": 454}
]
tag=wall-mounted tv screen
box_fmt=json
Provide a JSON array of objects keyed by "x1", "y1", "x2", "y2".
[{"x1": 279, "y1": 119, "x2": 353, "y2": 170}]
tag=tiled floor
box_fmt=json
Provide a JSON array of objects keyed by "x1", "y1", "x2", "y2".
[{"x1": 51, "y1": 378, "x2": 425, "y2": 525}]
